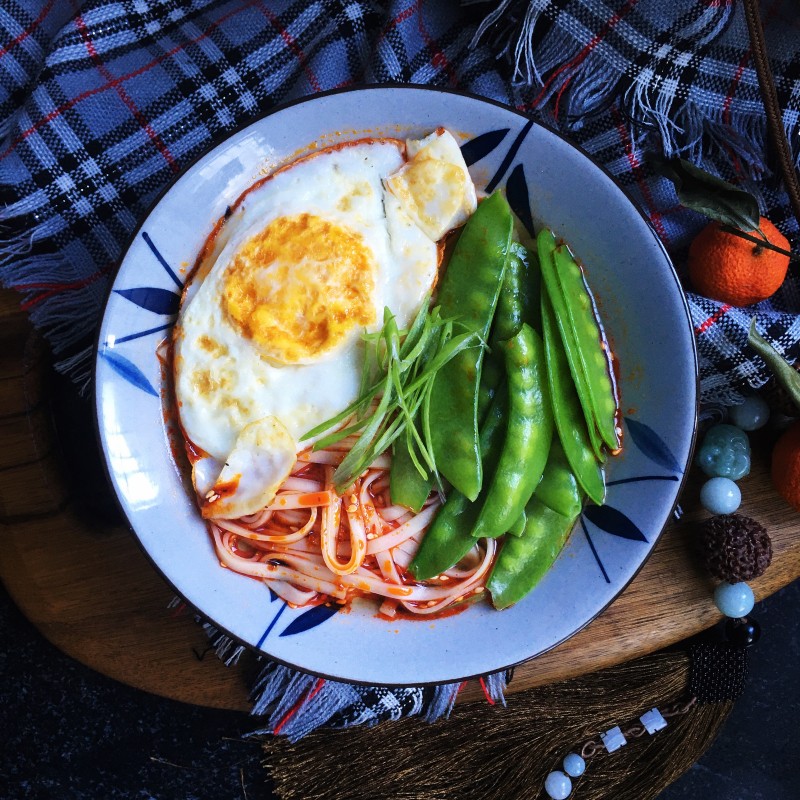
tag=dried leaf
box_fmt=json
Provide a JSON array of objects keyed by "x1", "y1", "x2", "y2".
[{"x1": 654, "y1": 157, "x2": 761, "y2": 232}]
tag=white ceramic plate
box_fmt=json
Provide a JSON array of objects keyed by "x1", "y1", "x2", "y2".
[{"x1": 95, "y1": 86, "x2": 697, "y2": 686}]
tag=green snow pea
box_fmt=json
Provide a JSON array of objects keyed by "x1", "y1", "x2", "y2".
[
  {"x1": 390, "y1": 436, "x2": 433, "y2": 512},
  {"x1": 410, "y1": 387, "x2": 508, "y2": 581},
  {"x1": 493, "y1": 242, "x2": 540, "y2": 341},
  {"x1": 428, "y1": 192, "x2": 514, "y2": 501},
  {"x1": 508, "y1": 509, "x2": 526, "y2": 537},
  {"x1": 552, "y1": 244, "x2": 620, "y2": 450},
  {"x1": 478, "y1": 242, "x2": 540, "y2": 431},
  {"x1": 476, "y1": 344, "x2": 504, "y2": 425},
  {"x1": 542, "y1": 292, "x2": 606, "y2": 505},
  {"x1": 534, "y1": 438, "x2": 584, "y2": 518},
  {"x1": 537, "y1": 229, "x2": 604, "y2": 459},
  {"x1": 487, "y1": 498, "x2": 578, "y2": 610},
  {"x1": 471, "y1": 323, "x2": 553, "y2": 539}
]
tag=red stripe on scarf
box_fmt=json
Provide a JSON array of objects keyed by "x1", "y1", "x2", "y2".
[
  {"x1": 1, "y1": 1, "x2": 262, "y2": 161},
  {"x1": 17, "y1": 265, "x2": 112, "y2": 311},
  {"x1": 255, "y1": 5, "x2": 322, "y2": 93},
  {"x1": 611, "y1": 105, "x2": 671, "y2": 247},
  {"x1": 695, "y1": 304, "x2": 732, "y2": 335},
  {"x1": 272, "y1": 678, "x2": 326, "y2": 736},
  {"x1": 418, "y1": 0, "x2": 456, "y2": 85},
  {"x1": 379, "y1": 0, "x2": 423, "y2": 43},
  {"x1": 478, "y1": 677, "x2": 496, "y2": 705},
  {"x1": 0, "y1": 0, "x2": 57, "y2": 59},
  {"x1": 73, "y1": 7, "x2": 178, "y2": 174},
  {"x1": 528, "y1": 0, "x2": 640, "y2": 113}
]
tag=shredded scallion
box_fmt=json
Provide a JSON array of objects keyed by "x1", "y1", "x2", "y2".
[{"x1": 301, "y1": 296, "x2": 483, "y2": 494}]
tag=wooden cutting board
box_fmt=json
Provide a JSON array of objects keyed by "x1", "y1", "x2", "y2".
[{"x1": 1, "y1": 288, "x2": 798, "y2": 710}]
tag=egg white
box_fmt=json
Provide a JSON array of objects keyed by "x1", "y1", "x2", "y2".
[{"x1": 174, "y1": 140, "x2": 439, "y2": 464}]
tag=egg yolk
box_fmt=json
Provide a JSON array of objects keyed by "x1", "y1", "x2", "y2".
[{"x1": 222, "y1": 213, "x2": 377, "y2": 364}]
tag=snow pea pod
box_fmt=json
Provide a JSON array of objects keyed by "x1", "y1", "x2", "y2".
[
  {"x1": 392, "y1": 327, "x2": 505, "y2": 512},
  {"x1": 478, "y1": 242, "x2": 538, "y2": 428},
  {"x1": 409, "y1": 387, "x2": 507, "y2": 581},
  {"x1": 537, "y1": 229, "x2": 604, "y2": 459},
  {"x1": 476, "y1": 344, "x2": 504, "y2": 425},
  {"x1": 428, "y1": 192, "x2": 513, "y2": 501},
  {"x1": 553, "y1": 244, "x2": 620, "y2": 450},
  {"x1": 542, "y1": 291, "x2": 606, "y2": 505},
  {"x1": 471, "y1": 323, "x2": 553, "y2": 539},
  {"x1": 390, "y1": 437, "x2": 432, "y2": 512},
  {"x1": 487, "y1": 498, "x2": 578, "y2": 610},
  {"x1": 508, "y1": 509, "x2": 526, "y2": 537},
  {"x1": 493, "y1": 242, "x2": 539, "y2": 341},
  {"x1": 534, "y1": 438, "x2": 583, "y2": 518}
]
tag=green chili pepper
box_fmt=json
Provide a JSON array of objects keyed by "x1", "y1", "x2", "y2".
[
  {"x1": 471, "y1": 323, "x2": 553, "y2": 539},
  {"x1": 542, "y1": 291, "x2": 606, "y2": 505},
  {"x1": 537, "y1": 228, "x2": 604, "y2": 459},
  {"x1": 428, "y1": 192, "x2": 513, "y2": 501},
  {"x1": 409, "y1": 386, "x2": 508, "y2": 581},
  {"x1": 534, "y1": 438, "x2": 584, "y2": 518},
  {"x1": 553, "y1": 244, "x2": 620, "y2": 450},
  {"x1": 487, "y1": 498, "x2": 578, "y2": 610}
]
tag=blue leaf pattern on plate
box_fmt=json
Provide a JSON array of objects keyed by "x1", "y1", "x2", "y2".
[
  {"x1": 142, "y1": 231, "x2": 183, "y2": 289},
  {"x1": 280, "y1": 604, "x2": 340, "y2": 636},
  {"x1": 460, "y1": 128, "x2": 510, "y2": 166},
  {"x1": 506, "y1": 162, "x2": 534, "y2": 236},
  {"x1": 583, "y1": 504, "x2": 648, "y2": 542},
  {"x1": 268, "y1": 587, "x2": 280, "y2": 602},
  {"x1": 625, "y1": 417, "x2": 682, "y2": 474},
  {"x1": 486, "y1": 119, "x2": 533, "y2": 193},
  {"x1": 114, "y1": 287, "x2": 180, "y2": 315},
  {"x1": 100, "y1": 349, "x2": 159, "y2": 397}
]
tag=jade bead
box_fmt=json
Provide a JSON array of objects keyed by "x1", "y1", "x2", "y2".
[
  {"x1": 729, "y1": 395, "x2": 769, "y2": 431},
  {"x1": 714, "y1": 581, "x2": 755, "y2": 618},
  {"x1": 700, "y1": 477, "x2": 741, "y2": 515},
  {"x1": 696, "y1": 424, "x2": 751, "y2": 480}
]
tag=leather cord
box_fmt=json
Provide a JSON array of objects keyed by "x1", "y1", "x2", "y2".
[{"x1": 743, "y1": 0, "x2": 800, "y2": 229}]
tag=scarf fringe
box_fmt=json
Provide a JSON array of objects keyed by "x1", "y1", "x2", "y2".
[
  {"x1": 247, "y1": 660, "x2": 508, "y2": 742},
  {"x1": 198, "y1": 621, "x2": 247, "y2": 666},
  {"x1": 470, "y1": 0, "x2": 794, "y2": 180},
  {"x1": 249, "y1": 664, "x2": 365, "y2": 742},
  {"x1": 423, "y1": 681, "x2": 463, "y2": 721},
  {"x1": 0, "y1": 199, "x2": 100, "y2": 390}
]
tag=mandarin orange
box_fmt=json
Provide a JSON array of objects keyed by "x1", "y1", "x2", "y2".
[
  {"x1": 772, "y1": 419, "x2": 800, "y2": 512},
  {"x1": 688, "y1": 217, "x2": 789, "y2": 307}
]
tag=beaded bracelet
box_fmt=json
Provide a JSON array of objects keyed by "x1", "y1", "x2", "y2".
[
  {"x1": 541, "y1": 394, "x2": 774, "y2": 799},
  {"x1": 695, "y1": 394, "x2": 772, "y2": 632}
]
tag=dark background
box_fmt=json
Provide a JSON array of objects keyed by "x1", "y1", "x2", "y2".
[{"x1": 2, "y1": 577, "x2": 798, "y2": 800}]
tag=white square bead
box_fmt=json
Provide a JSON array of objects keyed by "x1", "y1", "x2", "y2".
[
  {"x1": 601, "y1": 726, "x2": 627, "y2": 752},
  {"x1": 640, "y1": 707, "x2": 668, "y2": 735}
]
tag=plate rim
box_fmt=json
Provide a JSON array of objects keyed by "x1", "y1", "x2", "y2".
[{"x1": 93, "y1": 83, "x2": 700, "y2": 687}]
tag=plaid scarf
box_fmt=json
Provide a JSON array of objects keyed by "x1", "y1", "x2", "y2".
[{"x1": 2, "y1": 0, "x2": 798, "y2": 736}]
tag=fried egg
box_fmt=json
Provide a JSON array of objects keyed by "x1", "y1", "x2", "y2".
[{"x1": 174, "y1": 130, "x2": 476, "y2": 518}]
